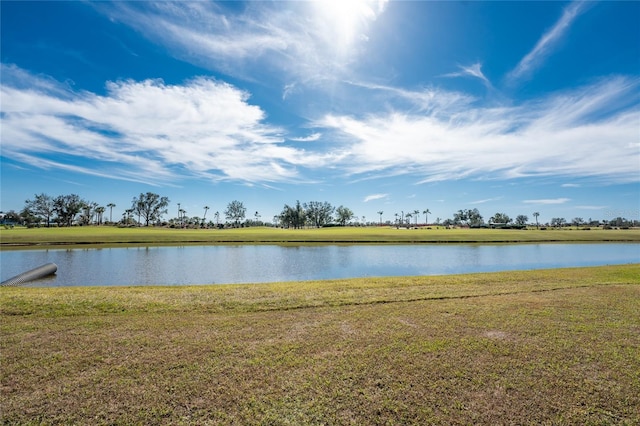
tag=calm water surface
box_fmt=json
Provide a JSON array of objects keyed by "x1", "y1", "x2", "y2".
[{"x1": 1, "y1": 244, "x2": 638, "y2": 287}]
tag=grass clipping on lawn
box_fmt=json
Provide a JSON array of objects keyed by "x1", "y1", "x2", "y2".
[{"x1": 2, "y1": 264, "x2": 639, "y2": 425}]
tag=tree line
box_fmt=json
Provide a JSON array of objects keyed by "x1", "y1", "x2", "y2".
[
  {"x1": 4, "y1": 192, "x2": 169, "y2": 228},
  {"x1": 276, "y1": 201, "x2": 354, "y2": 228},
  {"x1": 3, "y1": 193, "x2": 359, "y2": 229},
  {"x1": 1, "y1": 192, "x2": 637, "y2": 229}
]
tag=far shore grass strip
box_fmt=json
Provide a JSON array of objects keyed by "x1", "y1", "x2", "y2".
[
  {"x1": 1, "y1": 226, "x2": 639, "y2": 249},
  {"x1": 2, "y1": 264, "x2": 639, "y2": 424}
]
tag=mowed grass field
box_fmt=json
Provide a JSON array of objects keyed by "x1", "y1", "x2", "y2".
[
  {"x1": 1, "y1": 225, "x2": 640, "y2": 248},
  {"x1": 2, "y1": 265, "x2": 639, "y2": 425}
]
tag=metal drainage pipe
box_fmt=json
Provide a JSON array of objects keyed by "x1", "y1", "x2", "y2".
[{"x1": 1, "y1": 263, "x2": 58, "y2": 287}]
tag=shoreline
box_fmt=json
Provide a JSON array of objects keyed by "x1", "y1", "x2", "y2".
[{"x1": 2, "y1": 226, "x2": 639, "y2": 250}]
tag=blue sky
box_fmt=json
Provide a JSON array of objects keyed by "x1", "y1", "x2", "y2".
[{"x1": 1, "y1": 0, "x2": 639, "y2": 225}]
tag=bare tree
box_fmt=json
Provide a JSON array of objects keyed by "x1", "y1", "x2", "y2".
[
  {"x1": 24, "y1": 193, "x2": 55, "y2": 227},
  {"x1": 79, "y1": 202, "x2": 98, "y2": 225},
  {"x1": 54, "y1": 194, "x2": 85, "y2": 226},
  {"x1": 225, "y1": 200, "x2": 246, "y2": 227},
  {"x1": 131, "y1": 192, "x2": 170, "y2": 226},
  {"x1": 280, "y1": 201, "x2": 305, "y2": 229},
  {"x1": 304, "y1": 201, "x2": 334, "y2": 228},
  {"x1": 489, "y1": 212, "x2": 511, "y2": 226},
  {"x1": 335, "y1": 205, "x2": 354, "y2": 226},
  {"x1": 515, "y1": 215, "x2": 528, "y2": 226},
  {"x1": 203, "y1": 206, "x2": 210, "y2": 227}
]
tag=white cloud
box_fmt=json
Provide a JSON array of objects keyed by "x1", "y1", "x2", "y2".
[
  {"x1": 470, "y1": 197, "x2": 503, "y2": 205},
  {"x1": 0, "y1": 65, "x2": 335, "y2": 185},
  {"x1": 290, "y1": 133, "x2": 322, "y2": 142},
  {"x1": 317, "y1": 76, "x2": 640, "y2": 184},
  {"x1": 99, "y1": 1, "x2": 387, "y2": 88},
  {"x1": 364, "y1": 193, "x2": 388, "y2": 202},
  {"x1": 443, "y1": 63, "x2": 492, "y2": 88},
  {"x1": 576, "y1": 205, "x2": 606, "y2": 210},
  {"x1": 343, "y1": 80, "x2": 476, "y2": 115},
  {"x1": 561, "y1": 183, "x2": 581, "y2": 188},
  {"x1": 4, "y1": 63, "x2": 638, "y2": 188},
  {"x1": 523, "y1": 198, "x2": 571, "y2": 205},
  {"x1": 508, "y1": 1, "x2": 589, "y2": 83}
]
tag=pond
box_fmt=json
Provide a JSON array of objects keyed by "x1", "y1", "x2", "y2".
[{"x1": 1, "y1": 243, "x2": 638, "y2": 287}]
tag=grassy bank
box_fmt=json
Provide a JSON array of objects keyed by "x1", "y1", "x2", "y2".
[
  {"x1": 2, "y1": 264, "x2": 639, "y2": 424},
  {"x1": 1, "y1": 225, "x2": 639, "y2": 248}
]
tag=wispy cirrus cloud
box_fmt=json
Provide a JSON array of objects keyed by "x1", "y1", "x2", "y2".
[
  {"x1": 4, "y1": 63, "x2": 638, "y2": 189},
  {"x1": 507, "y1": 0, "x2": 590, "y2": 83},
  {"x1": 343, "y1": 80, "x2": 475, "y2": 115},
  {"x1": 96, "y1": 1, "x2": 387, "y2": 90},
  {"x1": 443, "y1": 63, "x2": 492, "y2": 89},
  {"x1": 470, "y1": 197, "x2": 503, "y2": 205},
  {"x1": 576, "y1": 205, "x2": 607, "y2": 210},
  {"x1": 290, "y1": 133, "x2": 322, "y2": 142},
  {"x1": 364, "y1": 193, "x2": 388, "y2": 202},
  {"x1": 317, "y1": 76, "x2": 640, "y2": 184},
  {"x1": 523, "y1": 198, "x2": 571, "y2": 205}
]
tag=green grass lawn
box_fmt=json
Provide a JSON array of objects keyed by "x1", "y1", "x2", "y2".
[
  {"x1": 2, "y1": 264, "x2": 639, "y2": 424},
  {"x1": 2, "y1": 225, "x2": 639, "y2": 248}
]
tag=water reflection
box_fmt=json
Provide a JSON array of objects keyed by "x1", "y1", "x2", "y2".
[{"x1": 1, "y1": 243, "x2": 638, "y2": 287}]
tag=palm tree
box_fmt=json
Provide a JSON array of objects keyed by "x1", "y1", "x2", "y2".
[
  {"x1": 533, "y1": 212, "x2": 540, "y2": 229},
  {"x1": 214, "y1": 211, "x2": 220, "y2": 226},
  {"x1": 377, "y1": 211, "x2": 383, "y2": 225},
  {"x1": 413, "y1": 210, "x2": 420, "y2": 225},
  {"x1": 406, "y1": 213, "x2": 412, "y2": 226},
  {"x1": 107, "y1": 203, "x2": 115, "y2": 223},
  {"x1": 423, "y1": 209, "x2": 431, "y2": 226},
  {"x1": 80, "y1": 202, "x2": 98, "y2": 225},
  {"x1": 255, "y1": 211, "x2": 261, "y2": 225},
  {"x1": 95, "y1": 206, "x2": 105, "y2": 225},
  {"x1": 394, "y1": 213, "x2": 398, "y2": 227}
]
